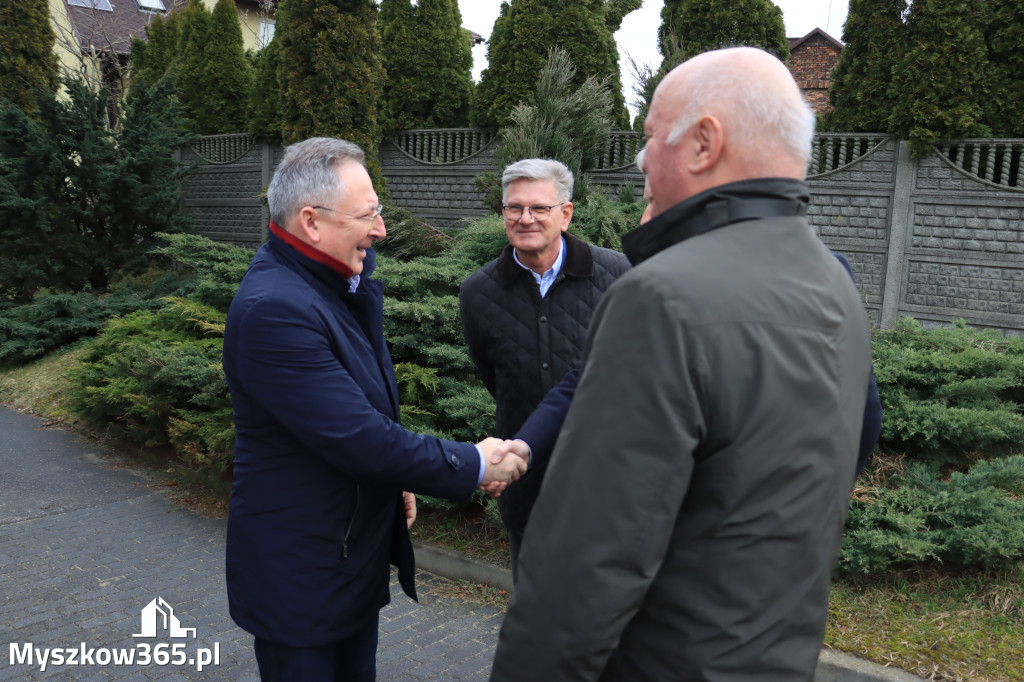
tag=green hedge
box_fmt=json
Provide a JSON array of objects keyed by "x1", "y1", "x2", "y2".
[{"x1": 3, "y1": 207, "x2": 1022, "y2": 573}]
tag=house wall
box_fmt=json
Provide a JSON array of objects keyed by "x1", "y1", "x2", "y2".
[
  {"x1": 179, "y1": 132, "x2": 1024, "y2": 335},
  {"x1": 789, "y1": 34, "x2": 842, "y2": 113}
]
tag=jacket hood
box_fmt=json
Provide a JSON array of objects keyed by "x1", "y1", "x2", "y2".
[{"x1": 622, "y1": 177, "x2": 810, "y2": 266}]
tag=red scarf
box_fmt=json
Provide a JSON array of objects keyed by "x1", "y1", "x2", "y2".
[{"x1": 269, "y1": 220, "x2": 355, "y2": 279}]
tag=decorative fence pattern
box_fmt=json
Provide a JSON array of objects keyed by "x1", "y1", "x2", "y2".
[
  {"x1": 390, "y1": 128, "x2": 497, "y2": 164},
  {"x1": 180, "y1": 131, "x2": 1024, "y2": 334}
]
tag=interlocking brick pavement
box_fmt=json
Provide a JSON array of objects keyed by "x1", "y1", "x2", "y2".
[{"x1": 1, "y1": 406, "x2": 503, "y2": 680}]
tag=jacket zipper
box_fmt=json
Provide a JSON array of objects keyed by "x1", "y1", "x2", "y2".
[{"x1": 343, "y1": 485, "x2": 360, "y2": 559}]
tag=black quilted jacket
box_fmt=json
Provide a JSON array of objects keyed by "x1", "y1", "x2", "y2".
[{"x1": 459, "y1": 232, "x2": 630, "y2": 532}]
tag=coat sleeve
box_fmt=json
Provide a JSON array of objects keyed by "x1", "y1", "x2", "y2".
[
  {"x1": 228, "y1": 294, "x2": 480, "y2": 500},
  {"x1": 491, "y1": 275, "x2": 705, "y2": 681},
  {"x1": 832, "y1": 252, "x2": 883, "y2": 476},
  {"x1": 459, "y1": 280, "x2": 498, "y2": 397},
  {"x1": 513, "y1": 369, "x2": 579, "y2": 471}
]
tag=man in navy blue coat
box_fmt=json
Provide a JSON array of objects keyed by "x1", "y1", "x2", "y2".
[{"x1": 222, "y1": 137, "x2": 526, "y2": 682}]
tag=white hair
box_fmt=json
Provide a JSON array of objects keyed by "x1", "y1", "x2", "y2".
[
  {"x1": 501, "y1": 158, "x2": 574, "y2": 204},
  {"x1": 267, "y1": 137, "x2": 365, "y2": 226}
]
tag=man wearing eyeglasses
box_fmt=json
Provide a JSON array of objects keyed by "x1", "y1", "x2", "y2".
[
  {"x1": 459, "y1": 158, "x2": 630, "y2": 580},
  {"x1": 222, "y1": 137, "x2": 527, "y2": 681}
]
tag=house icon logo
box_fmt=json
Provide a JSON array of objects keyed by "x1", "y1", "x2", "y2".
[{"x1": 132, "y1": 597, "x2": 197, "y2": 639}]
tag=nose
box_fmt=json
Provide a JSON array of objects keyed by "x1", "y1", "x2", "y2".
[
  {"x1": 370, "y1": 213, "x2": 386, "y2": 240},
  {"x1": 519, "y1": 209, "x2": 537, "y2": 224}
]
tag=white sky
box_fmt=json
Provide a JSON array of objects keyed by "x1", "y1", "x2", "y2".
[{"x1": 458, "y1": 0, "x2": 850, "y2": 121}]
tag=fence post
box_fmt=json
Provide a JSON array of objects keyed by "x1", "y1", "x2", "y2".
[{"x1": 879, "y1": 140, "x2": 917, "y2": 329}]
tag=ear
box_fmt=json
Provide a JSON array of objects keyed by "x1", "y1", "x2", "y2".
[
  {"x1": 688, "y1": 115, "x2": 724, "y2": 174},
  {"x1": 297, "y1": 206, "x2": 322, "y2": 244},
  {"x1": 559, "y1": 201, "x2": 573, "y2": 232}
]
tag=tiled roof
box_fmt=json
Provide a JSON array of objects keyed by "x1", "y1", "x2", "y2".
[
  {"x1": 62, "y1": 0, "x2": 185, "y2": 57},
  {"x1": 788, "y1": 27, "x2": 844, "y2": 52}
]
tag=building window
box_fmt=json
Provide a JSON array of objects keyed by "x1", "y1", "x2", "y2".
[
  {"x1": 135, "y1": 0, "x2": 167, "y2": 13},
  {"x1": 67, "y1": 0, "x2": 114, "y2": 11},
  {"x1": 259, "y1": 18, "x2": 276, "y2": 49}
]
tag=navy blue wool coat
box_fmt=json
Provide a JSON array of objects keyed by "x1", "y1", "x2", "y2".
[{"x1": 223, "y1": 226, "x2": 480, "y2": 647}]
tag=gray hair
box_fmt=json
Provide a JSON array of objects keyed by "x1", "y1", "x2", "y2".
[
  {"x1": 665, "y1": 50, "x2": 816, "y2": 166},
  {"x1": 267, "y1": 137, "x2": 365, "y2": 227},
  {"x1": 501, "y1": 158, "x2": 574, "y2": 204}
]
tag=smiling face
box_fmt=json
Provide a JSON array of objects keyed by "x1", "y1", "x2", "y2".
[
  {"x1": 310, "y1": 162, "x2": 386, "y2": 275},
  {"x1": 502, "y1": 178, "x2": 573, "y2": 273}
]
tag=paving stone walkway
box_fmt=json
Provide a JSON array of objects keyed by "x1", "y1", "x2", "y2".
[{"x1": 0, "y1": 406, "x2": 504, "y2": 680}]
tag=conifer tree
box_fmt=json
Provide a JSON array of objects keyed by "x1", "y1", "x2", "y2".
[
  {"x1": 200, "y1": 0, "x2": 253, "y2": 133},
  {"x1": 130, "y1": 8, "x2": 184, "y2": 98},
  {"x1": 175, "y1": 0, "x2": 214, "y2": 133},
  {"x1": 823, "y1": 0, "x2": 906, "y2": 133},
  {"x1": 888, "y1": 0, "x2": 993, "y2": 155},
  {"x1": 381, "y1": 0, "x2": 473, "y2": 132},
  {"x1": 277, "y1": 0, "x2": 388, "y2": 190},
  {"x1": 0, "y1": 0, "x2": 59, "y2": 115},
  {"x1": 659, "y1": 0, "x2": 789, "y2": 62},
  {"x1": 472, "y1": 0, "x2": 553, "y2": 128},
  {"x1": 0, "y1": 75, "x2": 193, "y2": 300},
  {"x1": 473, "y1": 0, "x2": 638, "y2": 129},
  {"x1": 248, "y1": 34, "x2": 283, "y2": 139},
  {"x1": 633, "y1": 0, "x2": 788, "y2": 130},
  {"x1": 552, "y1": 0, "x2": 638, "y2": 129},
  {"x1": 985, "y1": 0, "x2": 1024, "y2": 137}
]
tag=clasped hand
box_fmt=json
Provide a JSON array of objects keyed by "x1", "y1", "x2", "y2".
[{"x1": 476, "y1": 438, "x2": 531, "y2": 498}]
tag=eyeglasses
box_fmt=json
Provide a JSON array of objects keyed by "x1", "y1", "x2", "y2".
[
  {"x1": 501, "y1": 203, "x2": 565, "y2": 221},
  {"x1": 313, "y1": 203, "x2": 383, "y2": 226}
]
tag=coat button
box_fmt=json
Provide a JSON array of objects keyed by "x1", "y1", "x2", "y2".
[
  {"x1": 542, "y1": 362, "x2": 550, "y2": 370},
  {"x1": 539, "y1": 316, "x2": 547, "y2": 323}
]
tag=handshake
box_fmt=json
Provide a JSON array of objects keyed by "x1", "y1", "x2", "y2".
[{"x1": 476, "y1": 438, "x2": 531, "y2": 498}]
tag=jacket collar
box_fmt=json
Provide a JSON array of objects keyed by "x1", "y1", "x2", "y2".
[
  {"x1": 267, "y1": 220, "x2": 377, "y2": 286},
  {"x1": 622, "y1": 178, "x2": 810, "y2": 266},
  {"x1": 495, "y1": 232, "x2": 593, "y2": 286}
]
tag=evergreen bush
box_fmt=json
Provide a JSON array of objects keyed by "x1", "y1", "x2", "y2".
[
  {"x1": 873, "y1": 318, "x2": 1024, "y2": 464},
  {"x1": 0, "y1": 75, "x2": 194, "y2": 302},
  {"x1": 840, "y1": 455, "x2": 1024, "y2": 573}
]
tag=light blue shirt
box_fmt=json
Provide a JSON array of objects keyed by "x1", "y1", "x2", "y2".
[{"x1": 513, "y1": 237, "x2": 566, "y2": 298}]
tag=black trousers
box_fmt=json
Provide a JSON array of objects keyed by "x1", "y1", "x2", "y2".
[{"x1": 253, "y1": 613, "x2": 379, "y2": 682}]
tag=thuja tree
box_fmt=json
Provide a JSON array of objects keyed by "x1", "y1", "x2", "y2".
[
  {"x1": 380, "y1": 0, "x2": 473, "y2": 132},
  {"x1": 200, "y1": 0, "x2": 253, "y2": 134},
  {"x1": 888, "y1": 0, "x2": 993, "y2": 156},
  {"x1": 635, "y1": 0, "x2": 789, "y2": 129},
  {"x1": 277, "y1": 0, "x2": 388, "y2": 191},
  {"x1": 823, "y1": 0, "x2": 907, "y2": 133},
  {"x1": 474, "y1": 0, "x2": 639, "y2": 129},
  {"x1": 472, "y1": 0, "x2": 554, "y2": 128},
  {"x1": 248, "y1": 34, "x2": 283, "y2": 139},
  {"x1": 129, "y1": 8, "x2": 184, "y2": 98},
  {"x1": 170, "y1": 0, "x2": 252, "y2": 134},
  {"x1": 551, "y1": 0, "x2": 640, "y2": 129},
  {"x1": 0, "y1": 77, "x2": 194, "y2": 302},
  {"x1": 0, "y1": 0, "x2": 59, "y2": 115},
  {"x1": 175, "y1": 0, "x2": 214, "y2": 133},
  {"x1": 660, "y1": 0, "x2": 789, "y2": 62},
  {"x1": 985, "y1": 0, "x2": 1024, "y2": 137}
]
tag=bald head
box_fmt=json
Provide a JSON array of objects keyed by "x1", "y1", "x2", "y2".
[{"x1": 640, "y1": 47, "x2": 815, "y2": 217}]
